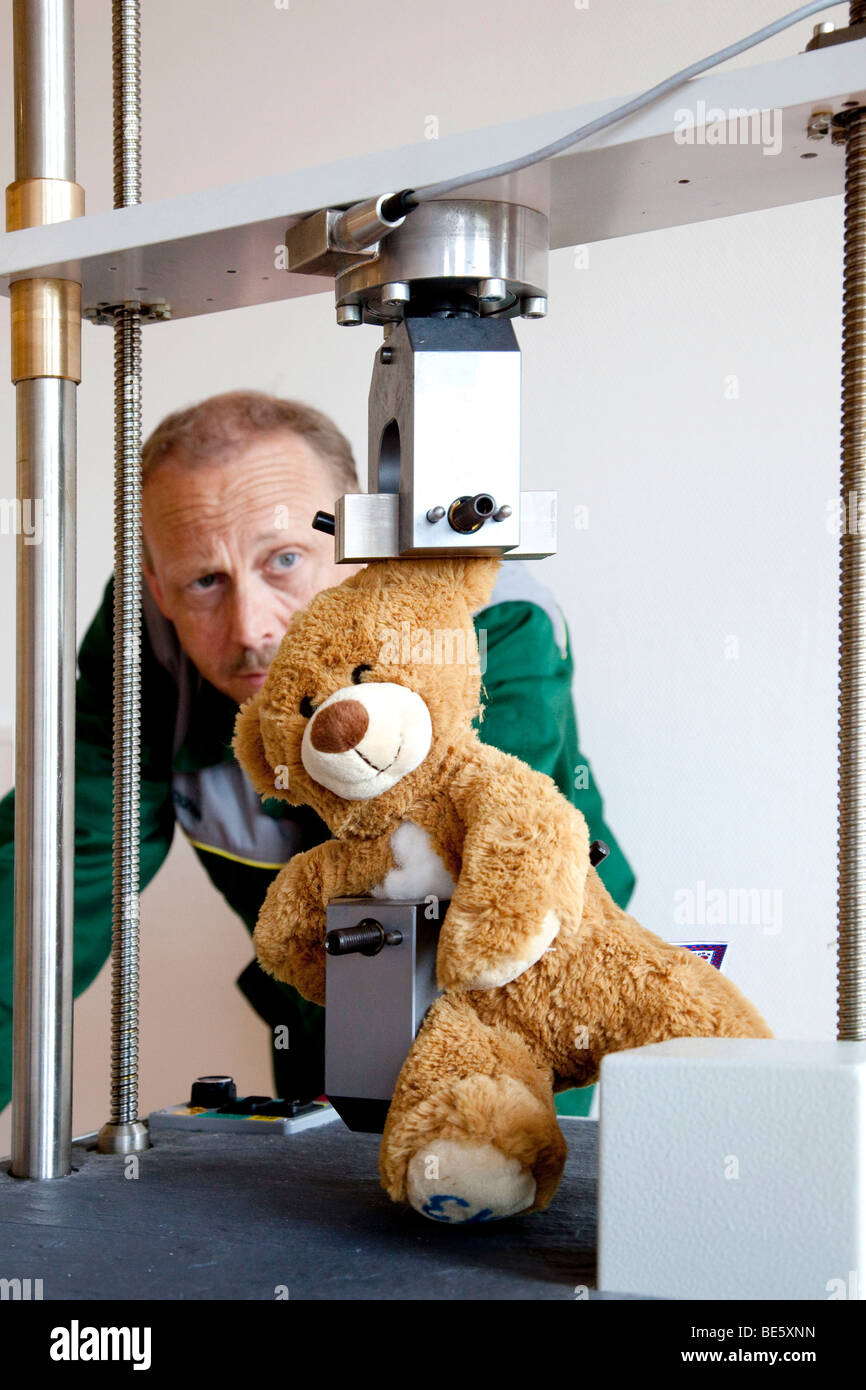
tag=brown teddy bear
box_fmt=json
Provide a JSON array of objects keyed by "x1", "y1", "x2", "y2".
[{"x1": 233, "y1": 556, "x2": 772, "y2": 1222}]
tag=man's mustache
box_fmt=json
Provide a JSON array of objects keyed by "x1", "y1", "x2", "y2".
[{"x1": 231, "y1": 648, "x2": 279, "y2": 677}]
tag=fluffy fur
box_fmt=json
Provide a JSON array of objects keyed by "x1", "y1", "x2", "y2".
[{"x1": 233, "y1": 556, "x2": 772, "y2": 1222}]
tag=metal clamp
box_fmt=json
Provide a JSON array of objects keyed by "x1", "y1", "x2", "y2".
[{"x1": 83, "y1": 299, "x2": 171, "y2": 325}]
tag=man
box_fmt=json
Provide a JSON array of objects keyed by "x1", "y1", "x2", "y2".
[{"x1": 0, "y1": 389, "x2": 635, "y2": 1118}]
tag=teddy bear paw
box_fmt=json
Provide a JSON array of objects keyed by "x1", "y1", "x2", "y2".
[
  {"x1": 406, "y1": 1139, "x2": 536, "y2": 1223},
  {"x1": 440, "y1": 908, "x2": 562, "y2": 990}
]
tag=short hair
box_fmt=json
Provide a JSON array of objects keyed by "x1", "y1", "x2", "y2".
[{"x1": 140, "y1": 389, "x2": 360, "y2": 570}]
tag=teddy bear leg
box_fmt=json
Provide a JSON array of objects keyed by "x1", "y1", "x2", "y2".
[{"x1": 379, "y1": 993, "x2": 566, "y2": 1224}]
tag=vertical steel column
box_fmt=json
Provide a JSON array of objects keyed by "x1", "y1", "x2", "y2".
[
  {"x1": 97, "y1": 0, "x2": 149, "y2": 1154},
  {"x1": 6, "y1": 0, "x2": 83, "y2": 1179},
  {"x1": 836, "y1": 0, "x2": 866, "y2": 1042}
]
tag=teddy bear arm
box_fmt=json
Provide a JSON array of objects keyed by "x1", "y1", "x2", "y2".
[
  {"x1": 253, "y1": 839, "x2": 354, "y2": 1005},
  {"x1": 437, "y1": 775, "x2": 591, "y2": 991},
  {"x1": 325, "y1": 835, "x2": 398, "y2": 899},
  {"x1": 449, "y1": 750, "x2": 591, "y2": 891}
]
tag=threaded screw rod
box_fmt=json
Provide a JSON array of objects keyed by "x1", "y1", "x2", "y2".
[{"x1": 98, "y1": 0, "x2": 149, "y2": 1153}]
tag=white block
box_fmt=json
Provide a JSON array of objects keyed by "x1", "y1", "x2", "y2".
[{"x1": 598, "y1": 1039, "x2": 866, "y2": 1301}]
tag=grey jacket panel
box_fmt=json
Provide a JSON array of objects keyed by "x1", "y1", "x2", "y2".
[{"x1": 171, "y1": 761, "x2": 314, "y2": 868}]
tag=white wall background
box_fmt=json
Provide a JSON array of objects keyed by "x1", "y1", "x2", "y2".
[{"x1": 0, "y1": 0, "x2": 851, "y2": 1150}]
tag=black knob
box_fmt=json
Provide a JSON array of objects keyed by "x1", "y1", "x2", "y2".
[
  {"x1": 189, "y1": 1075, "x2": 237, "y2": 1108},
  {"x1": 590, "y1": 839, "x2": 610, "y2": 867},
  {"x1": 448, "y1": 494, "x2": 497, "y2": 534},
  {"x1": 325, "y1": 919, "x2": 404, "y2": 957},
  {"x1": 312, "y1": 510, "x2": 336, "y2": 535}
]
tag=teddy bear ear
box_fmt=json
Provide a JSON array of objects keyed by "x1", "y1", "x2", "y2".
[
  {"x1": 349, "y1": 555, "x2": 501, "y2": 610},
  {"x1": 447, "y1": 556, "x2": 502, "y2": 611},
  {"x1": 233, "y1": 692, "x2": 279, "y2": 800}
]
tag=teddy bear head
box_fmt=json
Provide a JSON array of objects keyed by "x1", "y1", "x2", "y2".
[{"x1": 233, "y1": 555, "x2": 500, "y2": 838}]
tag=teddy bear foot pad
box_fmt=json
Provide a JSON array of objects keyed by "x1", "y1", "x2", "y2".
[{"x1": 406, "y1": 1139, "x2": 536, "y2": 1223}]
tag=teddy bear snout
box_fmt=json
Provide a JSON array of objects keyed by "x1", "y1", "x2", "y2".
[
  {"x1": 300, "y1": 681, "x2": 434, "y2": 801},
  {"x1": 309, "y1": 699, "x2": 369, "y2": 754}
]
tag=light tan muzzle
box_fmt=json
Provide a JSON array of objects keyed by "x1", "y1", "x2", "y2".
[{"x1": 301, "y1": 682, "x2": 432, "y2": 800}]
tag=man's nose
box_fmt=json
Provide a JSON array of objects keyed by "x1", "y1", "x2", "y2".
[{"x1": 227, "y1": 580, "x2": 276, "y2": 654}]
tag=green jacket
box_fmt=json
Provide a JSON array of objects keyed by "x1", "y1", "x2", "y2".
[{"x1": 0, "y1": 561, "x2": 635, "y2": 1113}]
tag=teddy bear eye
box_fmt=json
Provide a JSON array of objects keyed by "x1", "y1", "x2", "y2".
[
  {"x1": 351, "y1": 664, "x2": 373, "y2": 684},
  {"x1": 299, "y1": 695, "x2": 317, "y2": 718}
]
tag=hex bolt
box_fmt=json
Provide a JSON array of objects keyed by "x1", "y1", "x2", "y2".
[
  {"x1": 381, "y1": 281, "x2": 411, "y2": 306},
  {"x1": 807, "y1": 110, "x2": 834, "y2": 140},
  {"x1": 336, "y1": 303, "x2": 363, "y2": 326},
  {"x1": 478, "y1": 277, "x2": 508, "y2": 303},
  {"x1": 380, "y1": 345, "x2": 394, "y2": 363},
  {"x1": 521, "y1": 295, "x2": 548, "y2": 319}
]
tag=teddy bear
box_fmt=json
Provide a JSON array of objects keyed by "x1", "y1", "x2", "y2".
[{"x1": 232, "y1": 555, "x2": 772, "y2": 1223}]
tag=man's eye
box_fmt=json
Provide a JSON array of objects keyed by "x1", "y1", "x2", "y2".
[
  {"x1": 299, "y1": 695, "x2": 317, "y2": 718},
  {"x1": 191, "y1": 574, "x2": 219, "y2": 591},
  {"x1": 352, "y1": 664, "x2": 373, "y2": 684},
  {"x1": 276, "y1": 552, "x2": 299, "y2": 569}
]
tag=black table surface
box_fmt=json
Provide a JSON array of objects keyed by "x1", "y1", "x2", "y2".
[{"x1": 0, "y1": 1115, "x2": 623, "y2": 1301}]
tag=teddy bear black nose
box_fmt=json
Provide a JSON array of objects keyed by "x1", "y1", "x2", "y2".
[{"x1": 310, "y1": 699, "x2": 370, "y2": 754}]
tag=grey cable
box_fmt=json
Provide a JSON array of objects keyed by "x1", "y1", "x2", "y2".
[{"x1": 409, "y1": 1, "x2": 847, "y2": 202}]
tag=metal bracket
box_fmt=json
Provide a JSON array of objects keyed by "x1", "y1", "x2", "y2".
[
  {"x1": 283, "y1": 206, "x2": 382, "y2": 278},
  {"x1": 804, "y1": 17, "x2": 866, "y2": 144},
  {"x1": 83, "y1": 298, "x2": 171, "y2": 325},
  {"x1": 805, "y1": 20, "x2": 866, "y2": 52}
]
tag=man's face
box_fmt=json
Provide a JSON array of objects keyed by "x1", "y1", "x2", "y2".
[{"x1": 142, "y1": 429, "x2": 362, "y2": 706}]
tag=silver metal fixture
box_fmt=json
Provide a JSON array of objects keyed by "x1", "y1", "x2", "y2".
[
  {"x1": 364, "y1": 314, "x2": 522, "y2": 556},
  {"x1": 8, "y1": 0, "x2": 81, "y2": 1181},
  {"x1": 325, "y1": 899, "x2": 444, "y2": 1134},
  {"x1": 334, "y1": 198, "x2": 548, "y2": 326},
  {"x1": 322, "y1": 187, "x2": 555, "y2": 561}
]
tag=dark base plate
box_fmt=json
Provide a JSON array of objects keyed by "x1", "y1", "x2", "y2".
[{"x1": 0, "y1": 1119, "x2": 624, "y2": 1300}]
